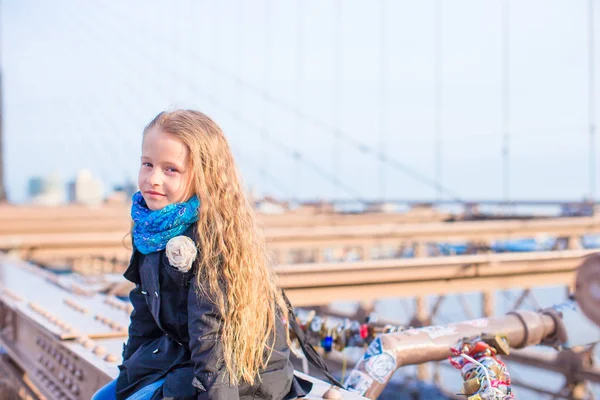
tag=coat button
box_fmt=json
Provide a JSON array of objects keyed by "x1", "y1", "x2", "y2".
[
  {"x1": 155, "y1": 292, "x2": 159, "y2": 298},
  {"x1": 153, "y1": 349, "x2": 159, "y2": 354},
  {"x1": 141, "y1": 290, "x2": 147, "y2": 295}
]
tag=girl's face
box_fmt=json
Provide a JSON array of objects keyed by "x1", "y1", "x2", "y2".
[{"x1": 138, "y1": 128, "x2": 194, "y2": 211}]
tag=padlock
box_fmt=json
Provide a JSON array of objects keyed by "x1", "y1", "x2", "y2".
[
  {"x1": 303, "y1": 310, "x2": 316, "y2": 331},
  {"x1": 482, "y1": 334, "x2": 510, "y2": 356},
  {"x1": 321, "y1": 319, "x2": 329, "y2": 338},
  {"x1": 462, "y1": 377, "x2": 481, "y2": 395},
  {"x1": 333, "y1": 328, "x2": 346, "y2": 352},
  {"x1": 359, "y1": 324, "x2": 369, "y2": 340},
  {"x1": 321, "y1": 335, "x2": 333, "y2": 353}
]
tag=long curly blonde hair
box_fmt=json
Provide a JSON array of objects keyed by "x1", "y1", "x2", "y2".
[{"x1": 144, "y1": 110, "x2": 289, "y2": 385}]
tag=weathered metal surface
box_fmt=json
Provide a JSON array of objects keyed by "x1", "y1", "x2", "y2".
[
  {"x1": 277, "y1": 249, "x2": 594, "y2": 305},
  {"x1": 0, "y1": 255, "x2": 366, "y2": 400},
  {"x1": 34, "y1": 249, "x2": 595, "y2": 306},
  {"x1": 1, "y1": 216, "x2": 599, "y2": 267},
  {"x1": 346, "y1": 309, "x2": 563, "y2": 399},
  {"x1": 0, "y1": 204, "x2": 449, "y2": 235},
  {"x1": 0, "y1": 260, "x2": 130, "y2": 339}
]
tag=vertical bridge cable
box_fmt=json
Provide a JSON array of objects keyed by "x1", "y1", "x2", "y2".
[
  {"x1": 187, "y1": 0, "x2": 194, "y2": 101},
  {"x1": 434, "y1": 0, "x2": 443, "y2": 204},
  {"x1": 178, "y1": 34, "x2": 464, "y2": 201},
  {"x1": 0, "y1": 0, "x2": 5, "y2": 201},
  {"x1": 502, "y1": 0, "x2": 511, "y2": 211},
  {"x1": 262, "y1": 0, "x2": 272, "y2": 198},
  {"x1": 94, "y1": 1, "x2": 465, "y2": 205},
  {"x1": 589, "y1": 0, "x2": 596, "y2": 201},
  {"x1": 379, "y1": 0, "x2": 388, "y2": 201},
  {"x1": 295, "y1": 0, "x2": 304, "y2": 200},
  {"x1": 332, "y1": 0, "x2": 342, "y2": 202},
  {"x1": 210, "y1": 1, "x2": 221, "y2": 114},
  {"x1": 234, "y1": 0, "x2": 245, "y2": 186},
  {"x1": 95, "y1": 1, "x2": 367, "y2": 204},
  {"x1": 236, "y1": 0, "x2": 243, "y2": 124}
]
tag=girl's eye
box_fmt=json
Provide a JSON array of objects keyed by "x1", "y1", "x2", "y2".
[
  {"x1": 166, "y1": 167, "x2": 179, "y2": 173},
  {"x1": 142, "y1": 162, "x2": 152, "y2": 168}
]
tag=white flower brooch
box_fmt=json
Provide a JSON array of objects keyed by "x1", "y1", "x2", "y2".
[{"x1": 165, "y1": 236, "x2": 198, "y2": 273}]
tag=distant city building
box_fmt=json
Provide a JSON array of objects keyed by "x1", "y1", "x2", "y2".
[
  {"x1": 68, "y1": 169, "x2": 104, "y2": 205},
  {"x1": 366, "y1": 202, "x2": 397, "y2": 213},
  {"x1": 28, "y1": 177, "x2": 45, "y2": 198},
  {"x1": 29, "y1": 172, "x2": 66, "y2": 205},
  {"x1": 113, "y1": 180, "x2": 138, "y2": 199},
  {"x1": 295, "y1": 200, "x2": 334, "y2": 215},
  {"x1": 256, "y1": 197, "x2": 288, "y2": 214}
]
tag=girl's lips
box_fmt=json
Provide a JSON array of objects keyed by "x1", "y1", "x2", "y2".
[{"x1": 145, "y1": 191, "x2": 165, "y2": 197}]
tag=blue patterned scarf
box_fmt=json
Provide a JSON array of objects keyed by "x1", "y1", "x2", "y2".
[{"x1": 131, "y1": 191, "x2": 200, "y2": 254}]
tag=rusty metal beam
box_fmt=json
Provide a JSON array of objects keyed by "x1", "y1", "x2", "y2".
[
  {"x1": 351, "y1": 309, "x2": 561, "y2": 399},
  {"x1": 75, "y1": 250, "x2": 595, "y2": 305},
  {"x1": 0, "y1": 205, "x2": 449, "y2": 234},
  {"x1": 284, "y1": 271, "x2": 577, "y2": 306},
  {"x1": 2, "y1": 215, "x2": 600, "y2": 269},
  {"x1": 2, "y1": 216, "x2": 600, "y2": 253},
  {"x1": 278, "y1": 250, "x2": 593, "y2": 305},
  {"x1": 266, "y1": 216, "x2": 600, "y2": 247},
  {"x1": 100, "y1": 250, "x2": 593, "y2": 304}
]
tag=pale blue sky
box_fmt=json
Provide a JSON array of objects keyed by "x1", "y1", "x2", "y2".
[{"x1": 2, "y1": 0, "x2": 599, "y2": 202}]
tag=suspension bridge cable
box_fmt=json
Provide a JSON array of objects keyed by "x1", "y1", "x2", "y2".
[
  {"x1": 589, "y1": 0, "x2": 596, "y2": 200},
  {"x1": 92, "y1": 2, "x2": 294, "y2": 200},
  {"x1": 332, "y1": 0, "x2": 342, "y2": 201},
  {"x1": 91, "y1": 3, "x2": 461, "y2": 203},
  {"x1": 379, "y1": 0, "x2": 387, "y2": 201},
  {"x1": 262, "y1": 0, "x2": 272, "y2": 198},
  {"x1": 192, "y1": 57, "x2": 465, "y2": 202},
  {"x1": 434, "y1": 0, "x2": 443, "y2": 203},
  {"x1": 235, "y1": 0, "x2": 244, "y2": 141},
  {"x1": 121, "y1": 2, "x2": 463, "y2": 202},
  {"x1": 502, "y1": 0, "x2": 511, "y2": 207},
  {"x1": 233, "y1": 149, "x2": 293, "y2": 199},
  {"x1": 203, "y1": 98, "x2": 367, "y2": 202},
  {"x1": 64, "y1": 4, "x2": 138, "y2": 188},
  {"x1": 96, "y1": 5, "x2": 367, "y2": 203},
  {"x1": 295, "y1": 0, "x2": 304, "y2": 197},
  {"x1": 210, "y1": 1, "x2": 221, "y2": 113}
]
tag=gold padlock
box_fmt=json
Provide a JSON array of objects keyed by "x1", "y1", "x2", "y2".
[
  {"x1": 489, "y1": 363, "x2": 504, "y2": 378},
  {"x1": 463, "y1": 377, "x2": 481, "y2": 395},
  {"x1": 482, "y1": 334, "x2": 510, "y2": 355}
]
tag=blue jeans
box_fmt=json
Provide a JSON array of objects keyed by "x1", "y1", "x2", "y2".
[{"x1": 91, "y1": 378, "x2": 165, "y2": 400}]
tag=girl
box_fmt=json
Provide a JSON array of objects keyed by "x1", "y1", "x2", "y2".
[{"x1": 92, "y1": 110, "x2": 311, "y2": 400}]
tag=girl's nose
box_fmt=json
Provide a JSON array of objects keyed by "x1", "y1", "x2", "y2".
[{"x1": 147, "y1": 169, "x2": 161, "y2": 186}]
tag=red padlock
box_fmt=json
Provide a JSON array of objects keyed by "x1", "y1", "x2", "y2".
[{"x1": 359, "y1": 324, "x2": 369, "y2": 340}]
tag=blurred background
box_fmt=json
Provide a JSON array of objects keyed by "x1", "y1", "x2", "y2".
[
  {"x1": 2, "y1": 0, "x2": 599, "y2": 207},
  {"x1": 1, "y1": 1, "x2": 600, "y2": 400}
]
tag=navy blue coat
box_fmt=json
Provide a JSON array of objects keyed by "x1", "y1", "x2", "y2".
[{"x1": 115, "y1": 227, "x2": 311, "y2": 400}]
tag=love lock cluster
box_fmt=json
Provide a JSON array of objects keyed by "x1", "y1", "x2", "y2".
[
  {"x1": 449, "y1": 335, "x2": 515, "y2": 400},
  {"x1": 291, "y1": 310, "x2": 404, "y2": 353}
]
